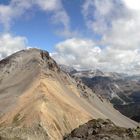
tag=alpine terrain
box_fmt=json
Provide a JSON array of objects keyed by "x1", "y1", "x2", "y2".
[
  {"x1": 61, "y1": 66, "x2": 140, "y2": 123},
  {"x1": 0, "y1": 49, "x2": 138, "y2": 140}
]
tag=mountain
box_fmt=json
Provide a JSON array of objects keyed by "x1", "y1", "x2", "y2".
[
  {"x1": 81, "y1": 74, "x2": 140, "y2": 123},
  {"x1": 59, "y1": 64, "x2": 77, "y2": 74},
  {"x1": 0, "y1": 49, "x2": 138, "y2": 140},
  {"x1": 62, "y1": 66, "x2": 140, "y2": 122}
]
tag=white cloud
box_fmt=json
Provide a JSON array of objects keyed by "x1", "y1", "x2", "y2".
[
  {"x1": 82, "y1": 0, "x2": 140, "y2": 50},
  {"x1": 123, "y1": 0, "x2": 140, "y2": 10},
  {"x1": 74, "y1": 0, "x2": 140, "y2": 74},
  {"x1": 52, "y1": 37, "x2": 140, "y2": 74},
  {"x1": 0, "y1": 0, "x2": 31, "y2": 30},
  {"x1": 0, "y1": 0, "x2": 69, "y2": 31},
  {"x1": 52, "y1": 38, "x2": 101, "y2": 69},
  {"x1": 0, "y1": 33, "x2": 28, "y2": 59},
  {"x1": 82, "y1": 0, "x2": 129, "y2": 34}
]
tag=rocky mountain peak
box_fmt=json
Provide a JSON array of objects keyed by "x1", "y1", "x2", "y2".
[{"x1": 0, "y1": 48, "x2": 60, "y2": 76}]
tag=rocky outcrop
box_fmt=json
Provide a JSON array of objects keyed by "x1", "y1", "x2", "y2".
[{"x1": 64, "y1": 119, "x2": 140, "y2": 140}]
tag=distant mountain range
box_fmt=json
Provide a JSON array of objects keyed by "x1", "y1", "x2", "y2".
[{"x1": 60, "y1": 65, "x2": 140, "y2": 122}]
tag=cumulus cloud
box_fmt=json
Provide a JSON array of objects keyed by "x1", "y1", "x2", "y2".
[
  {"x1": 0, "y1": 0, "x2": 69, "y2": 31},
  {"x1": 52, "y1": 38, "x2": 101, "y2": 69},
  {"x1": 57, "y1": 0, "x2": 140, "y2": 74},
  {"x1": 123, "y1": 0, "x2": 140, "y2": 10},
  {"x1": 82, "y1": 0, "x2": 140, "y2": 50},
  {"x1": 82, "y1": 0, "x2": 130, "y2": 34},
  {"x1": 52, "y1": 37, "x2": 140, "y2": 74},
  {"x1": 0, "y1": 33, "x2": 28, "y2": 59},
  {"x1": 52, "y1": 0, "x2": 140, "y2": 74}
]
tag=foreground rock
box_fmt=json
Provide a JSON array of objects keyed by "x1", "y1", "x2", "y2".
[{"x1": 64, "y1": 119, "x2": 140, "y2": 140}]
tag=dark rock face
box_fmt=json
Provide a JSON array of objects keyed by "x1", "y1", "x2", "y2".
[
  {"x1": 115, "y1": 103, "x2": 140, "y2": 123},
  {"x1": 64, "y1": 119, "x2": 140, "y2": 140},
  {"x1": 81, "y1": 75, "x2": 140, "y2": 122},
  {"x1": 40, "y1": 50, "x2": 60, "y2": 71},
  {"x1": 40, "y1": 50, "x2": 50, "y2": 60}
]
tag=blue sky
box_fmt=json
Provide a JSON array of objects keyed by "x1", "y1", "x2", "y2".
[
  {"x1": 0, "y1": 0, "x2": 10, "y2": 5},
  {"x1": 0, "y1": 0, "x2": 140, "y2": 74},
  {"x1": 0, "y1": 0, "x2": 87, "y2": 52},
  {"x1": 11, "y1": 10, "x2": 60, "y2": 52},
  {"x1": 0, "y1": 0, "x2": 102, "y2": 52}
]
